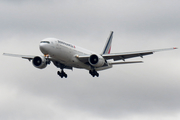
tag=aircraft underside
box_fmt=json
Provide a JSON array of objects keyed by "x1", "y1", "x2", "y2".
[{"x1": 54, "y1": 61, "x2": 100, "y2": 78}]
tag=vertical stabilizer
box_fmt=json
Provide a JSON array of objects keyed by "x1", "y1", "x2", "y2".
[{"x1": 102, "y1": 31, "x2": 113, "y2": 54}]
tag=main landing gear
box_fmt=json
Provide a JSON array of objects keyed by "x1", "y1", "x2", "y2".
[
  {"x1": 57, "y1": 69, "x2": 99, "y2": 78},
  {"x1": 57, "y1": 69, "x2": 67, "y2": 78},
  {"x1": 89, "y1": 70, "x2": 99, "y2": 77}
]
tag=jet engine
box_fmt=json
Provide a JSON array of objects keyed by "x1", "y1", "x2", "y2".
[
  {"x1": 32, "y1": 56, "x2": 47, "y2": 69},
  {"x1": 88, "y1": 54, "x2": 105, "y2": 67}
]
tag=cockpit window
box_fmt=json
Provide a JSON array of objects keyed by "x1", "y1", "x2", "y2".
[{"x1": 40, "y1": 41, "x2": 50, "y2": 44}]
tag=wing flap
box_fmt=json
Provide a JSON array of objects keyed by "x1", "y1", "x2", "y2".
[
  {"x1": 110, "y1": 61, "x2": 143, "y2": 65},
  {"x1": 113, "y1": 52, "x2": 153, "y2": 61}
]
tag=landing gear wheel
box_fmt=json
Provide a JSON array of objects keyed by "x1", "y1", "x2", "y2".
[
  {"x1": 57, "y1": 71, "x2": 60, "y2": 75},
  {"x1": 57, "y1": 71, "x2": 63, "y2": 78},
  {"x1": 89, "y1": 70, "x2": 99, "y2": 77},
  {"x1": 57, "y1": 70, "x2": 68, "y2": 78},
  {"x1": 64, "y1": 74, "x2": 67, "y2": 78},
  {"x1": 96, "y1": 73, "x2": 99, "y2": 77}
]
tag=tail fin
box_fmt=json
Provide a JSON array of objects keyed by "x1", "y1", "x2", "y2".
[{"x1": 102, "y1": 31, "x2": 113, "y2": 54}]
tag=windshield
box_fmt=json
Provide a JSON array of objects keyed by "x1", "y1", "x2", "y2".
[{"x1": 40, "y1": 41, "x2": 50, "y2": 44}]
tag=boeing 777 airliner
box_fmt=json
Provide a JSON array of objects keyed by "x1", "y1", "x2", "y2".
[{"x1": 3, "y1": 31, "x2": 177, "y2": 78}]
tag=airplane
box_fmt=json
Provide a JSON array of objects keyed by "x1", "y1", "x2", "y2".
[{"x1": 3, "y1": 31, "x2": 177, "y2": 78}]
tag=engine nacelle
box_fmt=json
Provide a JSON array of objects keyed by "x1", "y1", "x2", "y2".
[
  {"x1": 88, "y1": 54, "x2": 105, "y2": 67},
  {"x1": 32, "y1": 56, "x2": 47, "y2": 69}
]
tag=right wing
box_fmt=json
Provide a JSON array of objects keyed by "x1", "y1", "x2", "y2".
[{"x1": 3, "y1": 53, "x2": 35, "y2": 61}]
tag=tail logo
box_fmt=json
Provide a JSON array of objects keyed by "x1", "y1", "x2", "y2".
[{"x1": 102, "y1": 31, "x2": 113, "y2": 54}]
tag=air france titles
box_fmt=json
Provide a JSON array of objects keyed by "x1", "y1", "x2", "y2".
[{"x1": 58, "y1": 40, "x2": 74, "y2": 48}]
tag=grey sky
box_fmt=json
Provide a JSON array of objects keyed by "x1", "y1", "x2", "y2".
[{"x1": 0, "y1": 0, "x2": 180, "y2": 120}]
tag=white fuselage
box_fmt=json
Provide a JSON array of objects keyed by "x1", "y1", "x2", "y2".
[{"x1": 39, "y1": 38, "x2": 112, "y2": 71}]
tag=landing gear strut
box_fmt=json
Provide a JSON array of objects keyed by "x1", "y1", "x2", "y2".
[
  {"x1": 57, "y1": 69, "x2": 67, "y2": 78},
  {"x1": 89, "y1": 70, "x2": 99, "y2": 77}
]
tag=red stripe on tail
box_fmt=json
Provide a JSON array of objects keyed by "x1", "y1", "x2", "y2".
[{"x1": 108, "y1": 46, "x2": 111, "y2": 54}]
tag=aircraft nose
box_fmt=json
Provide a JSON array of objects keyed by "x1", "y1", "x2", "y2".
[{"x1": 39, "y1": 43, "x2": 49, "y2": 55}]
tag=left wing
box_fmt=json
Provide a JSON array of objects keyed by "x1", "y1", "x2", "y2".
[
  {"x1": 3, "y1": 53, "x2": 35, "y2": 61},
  {"x1": 76, "y1": 47, "x2": 177, "y2": 64},
  {"x1": 102, "y1": 47, "x2": 177, "y2": 61}
]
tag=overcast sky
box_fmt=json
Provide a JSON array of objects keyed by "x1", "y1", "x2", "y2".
[{"x1": 0, "y1": 0, "x2": 180, "y2": 120}]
